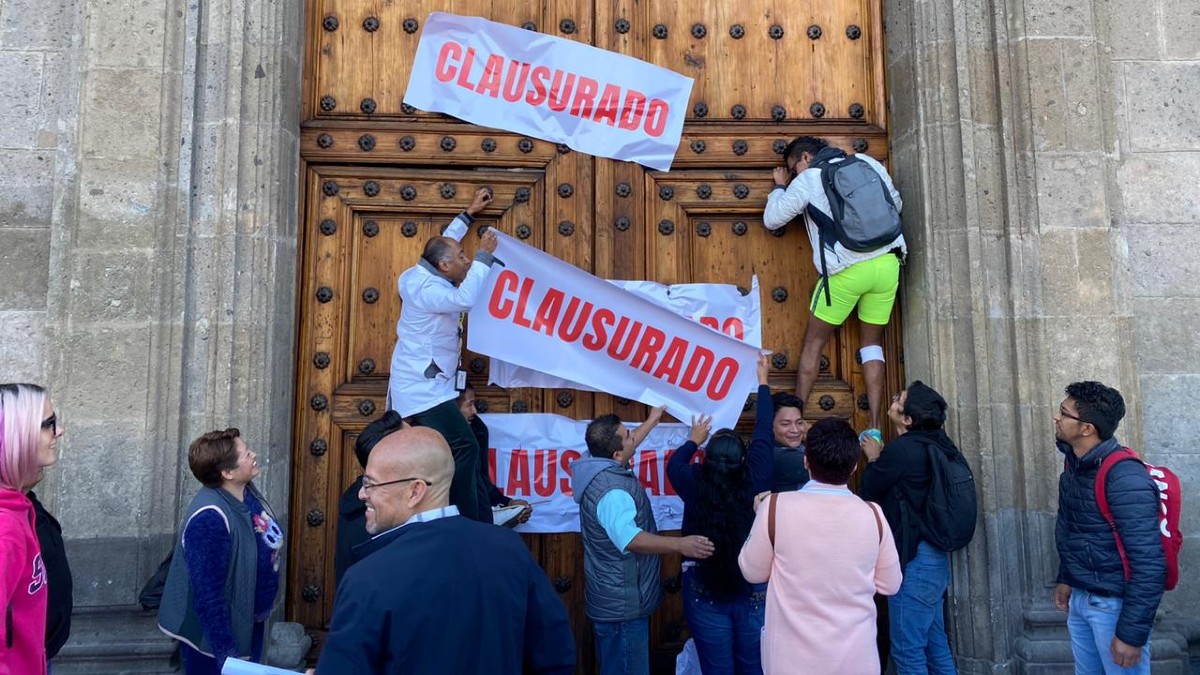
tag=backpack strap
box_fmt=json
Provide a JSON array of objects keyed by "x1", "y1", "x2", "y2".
[
  {"x1": 768, "y1": 493, "x2": 779, "y2": 548},
  {"x1": 1094, "y1": 447, "x2": 1143, "y2": 582},
  {"x1": 804, "y1": 205, "x2": 836, "y2": 306},
  {"x1": 868, "y1": 501, "x2": 884, "y2": 543}
]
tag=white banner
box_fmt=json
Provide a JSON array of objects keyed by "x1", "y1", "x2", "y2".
[
  {"x1": 404, "y1": 12, "x2": 694, "y2": 171},
  {"x1": 468, "y1": 232, "x2": 761, "y2": 430},
  {"x1": 481, "y1": 413, "x2": 691, "y2": 533},
  {"x1": 490, "y1": 277, "x2": 762, "y2": 392}
]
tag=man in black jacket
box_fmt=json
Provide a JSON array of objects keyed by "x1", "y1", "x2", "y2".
[
  {"x1": 1053, "y1": 381, "x2": 1164, "y2": 673},
  {"x1": 859, "y1": 381, "x2": 959, "y2": 674},
  {"x1": 314, "y1": 427, "x2": 574, "y2": 674},
  {"x1": 333, "y1": 411, "x2": 406, "y2": 586},
  {"x1": 458, "y1": 386, "x2": 532, "y2": 525}
]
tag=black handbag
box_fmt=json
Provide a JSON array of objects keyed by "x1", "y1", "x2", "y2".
[{"x1": 138, "y1": 551, "x2": 173, "y2": 611}]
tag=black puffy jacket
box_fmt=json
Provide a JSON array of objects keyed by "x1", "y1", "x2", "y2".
[{"x1": 1056, "y1": 437, "x2": 1165, "y2": 648}]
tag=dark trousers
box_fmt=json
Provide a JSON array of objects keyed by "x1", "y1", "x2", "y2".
[{"x1": 410, "y1": 398, "x2": 489, "y2": 522}]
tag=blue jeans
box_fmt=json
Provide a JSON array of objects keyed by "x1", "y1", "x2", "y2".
[
  {"x1": 593, "y1": 616, "x2": 650, "y2": 675},
  {"x1": 1066, "y1": 589, "x2": 1151, "y2": 674},
  {"x1": 681, "y1": 568, "x2": 765, "y2": 675},
  {"x1": 889, "y1": 541, "x2": 957, "y2": 674}
]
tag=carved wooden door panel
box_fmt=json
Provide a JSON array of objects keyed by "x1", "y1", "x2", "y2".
[
  {"x1": 295, "y1": 0, "x2": 901, "y2": 670},
  {"x1": 292, "y1": 164, "x2": 550, "y2": 625}
]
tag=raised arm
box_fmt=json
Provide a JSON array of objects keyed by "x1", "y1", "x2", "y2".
[
  {"x1": 748, "y1": 354, "x2": 775, "y2": 492},
  {"x1": 666, "y1": 415, "x2": 711, "y2": 503},
  {"x1": 404, "y1": 230, "x2": 499, "y2": 313},
  {"x1": 442, "y1": 187, "x2": 494, "y2": 241},
  {"x1": 629, "y1": 405, "x2": 666, "y2": 449},
  {"x1": 763, "y1": 169, "x2": 820, "y2": 230}
]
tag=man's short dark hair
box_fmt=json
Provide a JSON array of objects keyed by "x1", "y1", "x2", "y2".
[
  {"x1": 903, "y1": 381, "x2": 948, "y2": 431},
  {"x1": 1065, "y1": 381, "x2": 1125, "y2": 440},
  {"x1": 354, "y1": 410, "x2": 406, "y2": 469},
  {"x1": 784, "y1": 136, "x2": 829, "y2": 166},
  {"x1": 421, "y1": 236, "x2": 456, "y2": 267},
  {"x1": 803, "y1": 418, "x2": 860, "y2": 484},
  {"x1": 771, "y1": 392, "x2": 803, "y2": 415},
  {"x1": 188, "y1": 428, "x2": 242, "y2": 488},
  {"x1": 585, "y1": 414, "x2": 624, "y2": 459}
]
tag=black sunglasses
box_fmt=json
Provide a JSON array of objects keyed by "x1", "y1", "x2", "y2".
[
  {"x1": 41, "y1": 413, "x2": 57, "y2": 435},
  {"x1": 1058, "y1": 407, "x2": 1088, "y2": 424}
]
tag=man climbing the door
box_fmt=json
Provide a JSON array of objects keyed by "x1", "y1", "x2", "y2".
[
  {"x1": 762, "y1": 135, "x2": 905, "y2": 442},
  {"x1": 388, "y1": 187, "x2": 499, "y2": 523}
]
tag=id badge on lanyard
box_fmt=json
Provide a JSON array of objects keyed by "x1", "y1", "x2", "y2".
[{"x1": 455, "y1": 312, "x2": 468, "y2": 391}]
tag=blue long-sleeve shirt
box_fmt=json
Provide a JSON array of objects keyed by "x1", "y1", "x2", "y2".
[{"x1": 182, "y1": 488, "x2": 280, "y2": 662}]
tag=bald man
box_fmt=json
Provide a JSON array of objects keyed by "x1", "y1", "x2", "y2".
[
  {"x1": 387, "y1": 186, "x2": 499, "y2": 523},
  {"x1": 315, "y1": 427, "x2": 575, "y2": 675}
]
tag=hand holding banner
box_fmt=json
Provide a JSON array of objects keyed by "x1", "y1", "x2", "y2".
[
  {"x1": 468, "y1": 232, "x2": 761, "y2": 430},
  {"x1": 481, "y1": 413, "x2": 689, "y2": 533},
  {"x1": 404, "y1": 12, "x2": 694, "y2": 171}
]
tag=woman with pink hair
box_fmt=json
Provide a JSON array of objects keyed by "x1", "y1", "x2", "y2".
[{"x1": 1, "y1": 382, "x2": 64, "y2": 675}]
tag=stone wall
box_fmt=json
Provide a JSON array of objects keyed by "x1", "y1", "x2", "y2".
[
  {"x1": 1110, "y1": 0, "x2": 1200, "y2": 650},
  {"x1": 0, "y1": 0, "x2": 302, "y2": 627},
  {"x1": 887, "y1": 0, "x2": 1198, "y2": 670}
]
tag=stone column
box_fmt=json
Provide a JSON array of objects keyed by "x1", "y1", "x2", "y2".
[
  {"x1": 884, "y1": 0, "x2": 1193, "y2": 670},
  {"x1": 28, "y1": 0, "x2": 302, "y2": 668}
]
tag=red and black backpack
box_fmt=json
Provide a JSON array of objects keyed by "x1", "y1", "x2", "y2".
[{"x1": 1094, "y1": 447, "x2": 1184, "y2": 591}]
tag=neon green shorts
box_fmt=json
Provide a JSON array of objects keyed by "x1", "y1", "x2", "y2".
[{"x1": 810, "y1": 253, "x2": 900, "y2": 326}]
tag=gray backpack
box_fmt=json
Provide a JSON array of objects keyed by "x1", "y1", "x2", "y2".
[{"x1": 804, "y1": 148, "x2": 902, "y2": 302}]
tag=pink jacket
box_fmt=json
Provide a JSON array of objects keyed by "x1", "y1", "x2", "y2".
[
  {"x1": 739, "y1": 483, "x2": 902, "y2": 675},
  {"x1": 0, "y1": 488, "x2": 47, "y2": 675}
]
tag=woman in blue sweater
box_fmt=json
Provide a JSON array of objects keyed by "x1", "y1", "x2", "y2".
[
  {"x1": 666, "y1": 354, "x2": 774, "y2": 674},
  {"x1": 158, "y1": 428, "x2": 284, "y2": 674}
]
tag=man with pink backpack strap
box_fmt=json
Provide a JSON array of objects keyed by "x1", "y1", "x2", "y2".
[{"x1": 1053, "y1": 380, "x2": 1181, "y2": 674}]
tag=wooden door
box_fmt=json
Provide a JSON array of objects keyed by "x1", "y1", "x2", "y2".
[{"x1": 293, "y1": 0, "x2": 902, "y2": 670}]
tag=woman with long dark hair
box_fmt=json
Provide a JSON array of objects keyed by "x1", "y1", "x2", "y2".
[{"x1": 666, "y1": 354, "x2": 774, "y2": 674}]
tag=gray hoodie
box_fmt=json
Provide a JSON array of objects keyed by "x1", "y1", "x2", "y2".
[{"x1": 571, "y1": 456, "x2": 624, "y2": 504}]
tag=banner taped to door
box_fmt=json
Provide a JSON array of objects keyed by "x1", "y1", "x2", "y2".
[
  {"x1": 404, "y1": 12, "x2": 694, "y2": 171},
  {"x1": 481, "y1": 413, "x2": 691, "y2": 533}
]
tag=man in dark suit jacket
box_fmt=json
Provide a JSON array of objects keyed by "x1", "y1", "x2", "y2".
[{"x1": 313, "y1": 427, "x2": 575, "y2": 675}]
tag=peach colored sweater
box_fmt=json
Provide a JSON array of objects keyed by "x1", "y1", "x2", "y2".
[{"x1": 738, "y1": 482, "x2": 902, "y2": 675}]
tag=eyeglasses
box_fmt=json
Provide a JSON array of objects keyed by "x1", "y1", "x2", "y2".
[
  {"x1": 1058, "y1": 407, "x2": 1088, "y2": 424},
  {"x1": 41, "y1": 413, "x2": 57, "y2": 435},
  {"x1": 360, "y1": 475, "x2": 432, "y2": 492}
]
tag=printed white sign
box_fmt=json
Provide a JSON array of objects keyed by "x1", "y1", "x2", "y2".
[
  {"x1": 489, "y1": 278, "x2": 762, "y2": 392},
  {"x1": 467, "y1": 232, "x2": 761, "y2": 430},
  {"x1": 480, "y1": 413, "x2": 693, "y2": 533},
  {"x1": 404, "y1": 12, "x2": 695, "y2": 171}
]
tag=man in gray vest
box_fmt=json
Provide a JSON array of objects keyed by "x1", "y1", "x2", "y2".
[{"x1": 571, "y1": 408, "x2": 714, "y2": 675}]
